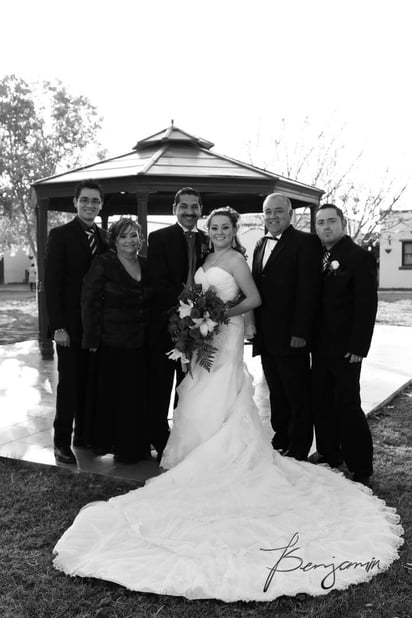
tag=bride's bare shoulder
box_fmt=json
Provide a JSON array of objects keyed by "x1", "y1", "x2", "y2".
[
  {"x1": 228, "y1": 250, "x2": 245, "y2": 264},
  {"x1": 229, "y1": 251, "x2": 249, "y2": 270}
]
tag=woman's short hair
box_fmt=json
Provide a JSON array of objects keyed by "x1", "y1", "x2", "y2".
[{"x1": 108, "y1": 217, "x2": 143, "y2": 251}]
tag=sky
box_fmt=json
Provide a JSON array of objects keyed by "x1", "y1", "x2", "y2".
[{"x1": 1, "y1": 0, "x2": 411, "y2": 207}]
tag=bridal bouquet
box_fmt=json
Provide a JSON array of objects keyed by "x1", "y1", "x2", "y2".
[{"x1": 167, "y1": 284, "x2": 229, "y2": 373}]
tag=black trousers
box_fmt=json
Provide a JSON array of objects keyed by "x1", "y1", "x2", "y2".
[
  {"x1": 148, "y1": 336, "x2": 185, "y2": 455},
  {"x1": 260, "y1": 352, "x2": 313, "y2": 458},
  {"x1": 54, "y1": 344, "x2": 91, "y2": 447},
  {"x1": 311, "y1": 354, "x2": 373, "y2": 475}
]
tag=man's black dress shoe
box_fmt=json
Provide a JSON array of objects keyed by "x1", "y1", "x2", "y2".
[
  {"x1": 114, "y1": 453, "x2": 152, "y2": 464},
  {"x1": 54, "y1": 445, "x2": 76, "y2": 464},
  {"x1": 308, "y1": 451, "x2": 343, "y2": 468},
  {"x1": 92, "y1": 446, "x2": 111, "y2": 456}
]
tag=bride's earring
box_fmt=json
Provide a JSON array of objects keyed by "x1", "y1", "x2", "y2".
[
  {"x1": 208, "y1": 238, "x2": 212, "y2": 250},
  {"x1": 232, "y1": 237, "x2": 236, "y2": 248}
]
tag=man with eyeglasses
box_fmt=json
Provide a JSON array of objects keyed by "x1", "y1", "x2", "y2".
[{"x1": 45, "y1": 179, "x2": 108, "y2": 464}]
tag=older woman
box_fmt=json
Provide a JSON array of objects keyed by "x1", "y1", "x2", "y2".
[{"x1": 81, "y1": 217, "x2": 151, "y2": 463}]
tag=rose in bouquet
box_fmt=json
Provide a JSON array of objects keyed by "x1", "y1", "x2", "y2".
[{"x1": 166, "y1": 283, "x2": 229, "y2": 373}]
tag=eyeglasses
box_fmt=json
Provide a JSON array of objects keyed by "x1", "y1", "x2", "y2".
[{"x1": 78, "y1": 197, "x2": 102, "y2": 206}]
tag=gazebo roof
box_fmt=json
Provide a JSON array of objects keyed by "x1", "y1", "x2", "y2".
[{"x1": 33, "y1": 123, "x2": 322, "y2": 207}]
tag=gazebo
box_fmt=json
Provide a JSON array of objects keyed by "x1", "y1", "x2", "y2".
[{"x1": 32, "y1": 123, "x2": 324, "y2": 358}]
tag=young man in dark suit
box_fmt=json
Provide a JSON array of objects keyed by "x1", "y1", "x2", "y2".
[
  {"x1": 147, "y1": 187, "x2": 208, "y2": 461},
  {"x1": 45, "y1": 179, "x2": 107, "y2": 464},
  {"x1": 252, "y1": 193, "x2": 321, "y2": 460},
  {"x1": 311, "y1": 204, "x2": 378, "y2": 486}
]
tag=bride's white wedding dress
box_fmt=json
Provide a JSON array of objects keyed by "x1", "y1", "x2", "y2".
[{"x1": 53, "y1": 267, "x2": 403, "y2": 602}]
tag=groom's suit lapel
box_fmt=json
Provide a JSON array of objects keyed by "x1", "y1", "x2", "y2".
[
  {"x1": 195, "y1": 229, "x2": 207, "y2": 264},
  {"x1": 170, "y1": 224, "x2": 188, "y2": 278},
  {"x1": 171, "y1": 223, "x2": 206, "y2": 274}
]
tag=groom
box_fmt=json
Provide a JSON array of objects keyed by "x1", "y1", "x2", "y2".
[{"x1": 147, "y1": 187, "x2": 208, "y2": 460}]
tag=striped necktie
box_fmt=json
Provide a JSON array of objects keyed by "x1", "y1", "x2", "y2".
[
  {"x1": 322, "y1": 249, "x2": 331, "y2": 272},
  {"x1": 86, "y1": 228, "x2": 97, "y2": 255}
]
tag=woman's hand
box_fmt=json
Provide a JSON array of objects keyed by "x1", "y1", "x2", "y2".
[{"x1": 244, "y1": 311, "x2": 256, "y2": 340}]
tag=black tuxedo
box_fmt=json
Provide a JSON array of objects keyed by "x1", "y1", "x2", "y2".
[
  {"x1": 45, "y1": 217, "x2": 108, "y2": 447},
  {"x1": 147, "y1": 223, "x2": 208, "y2": 454},
  {"x1": 252, "y1": 225, "x2": 322, "y2": 458},
  {"x1": 311, "y1": 235, "x2": 378, "y2": 475}
]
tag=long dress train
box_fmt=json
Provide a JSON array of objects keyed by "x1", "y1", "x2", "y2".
[{"x1": 53, "y1": 266, "x2": 403, "y2": 602}]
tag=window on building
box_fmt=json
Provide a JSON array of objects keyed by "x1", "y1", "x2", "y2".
[{"x1": 401, "y1": 241, "x2": 412, "y2": 267}]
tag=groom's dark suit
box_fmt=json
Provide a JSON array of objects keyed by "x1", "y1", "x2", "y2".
[
  {"x1": 252, "y1": 225, "x2": 321, "y2": 458},
  {"x1": 147, "y1": 223, "x2": 207, "y2": 455},
  {"x1": 45, "y1": 217, "x2": 108, "y2": 448},
  {"x1": 311, "y1": 235, "x2": 378, "y2": 476}
]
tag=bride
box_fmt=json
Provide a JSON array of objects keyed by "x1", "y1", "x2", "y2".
[{"x1": 53, "y1": 207, "x2": 403, "y2": 602}]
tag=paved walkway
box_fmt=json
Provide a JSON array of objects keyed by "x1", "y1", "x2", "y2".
[{"x1": 0, "y1": 324, "x2": 411, "y2": 483}]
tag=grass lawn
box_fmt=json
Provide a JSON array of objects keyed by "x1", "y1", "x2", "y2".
[{"x1": 377, "y1": 291, "x2": 412, "y2": 327}]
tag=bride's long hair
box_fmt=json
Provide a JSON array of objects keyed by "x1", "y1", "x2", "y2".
[{"x1": 205, "y1": 206, "x2": 247, "y2": 258}]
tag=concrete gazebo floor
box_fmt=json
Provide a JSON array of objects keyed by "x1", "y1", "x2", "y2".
[{"x1": 0, "y1": 324, "x2": 411, "y2": 484}]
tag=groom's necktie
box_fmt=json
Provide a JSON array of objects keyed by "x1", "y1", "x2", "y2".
[
  {"x1": 184, "y1": 230, "x2": 196, "y2": 285},
  {"x1": 85, "y1": 228, "x2": 97, "y2": 256},
  {"x1": 261, "y1": 235, "x2": 279, "y2": 270}
]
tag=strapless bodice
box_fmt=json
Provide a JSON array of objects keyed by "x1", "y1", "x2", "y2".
[{"x1": 194, "y1": 266, "x2": 239, "y2": 303}]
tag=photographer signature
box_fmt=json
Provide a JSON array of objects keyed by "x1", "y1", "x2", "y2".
[{"x1": 261, "y1": 532, "x2": 380, "y2": 592}]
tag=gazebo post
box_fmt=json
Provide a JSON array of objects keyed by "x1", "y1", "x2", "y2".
[
  {"x1": 136, "y1": 192, "x2": 149, "y2": 254},
  {"x1": 101, "y1": 214, "x2": 109, "y2": 230},
  {"x1": 310, "y1": 204, "x2": 317, "y2": 233},
  {"x1": 35, "y1": 195, "x2": 54, "y2": 360}
]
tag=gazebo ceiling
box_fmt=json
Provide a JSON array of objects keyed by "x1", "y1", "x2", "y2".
[{"x1": 32, "y1": 123, "x2": 323, "y2": 215}]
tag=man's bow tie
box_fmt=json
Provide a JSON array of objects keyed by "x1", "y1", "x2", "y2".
[{"x1": 264, "y1": 235, "x2": 280, "y2": 242}]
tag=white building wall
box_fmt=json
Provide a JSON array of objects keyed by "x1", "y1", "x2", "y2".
[
  {"x1": 3, "y1": 249, "x2": 30, "y2": 284},
  {"x1": 380, "y1": 211, "x2": 412, "y2": 289}
]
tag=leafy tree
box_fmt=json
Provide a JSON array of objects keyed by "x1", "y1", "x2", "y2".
[
  {"x1": 0, "y1": 75, "x2": 105, "y2": 258},
  {"x1": 246, "y1": 116, "x2": 408, "y2": 244}
]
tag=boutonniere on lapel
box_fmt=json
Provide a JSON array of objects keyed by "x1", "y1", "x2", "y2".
[{"x1": 328, "y1": 260, "x2": 341, "y2": 275}]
